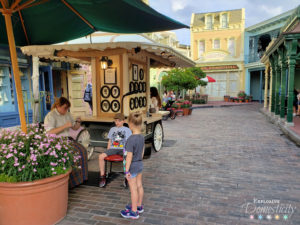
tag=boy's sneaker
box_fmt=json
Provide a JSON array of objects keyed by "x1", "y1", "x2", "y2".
[
  {"x1": 120, "y1": 209, "x2": 139, "y2": 219},
  {"x1": 125, "y1": 204, "x2": 144, "y2": 213},
  {"x1": 99, "y1": 176, "x2": 106, "y2": 188}
]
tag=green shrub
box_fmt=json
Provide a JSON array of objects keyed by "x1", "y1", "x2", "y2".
[{"x1": 192, "y1": 99, "x2": 206, "y2": 104}]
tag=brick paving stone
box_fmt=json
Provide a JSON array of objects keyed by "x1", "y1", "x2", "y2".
[{"x1": 58, "y1": 104, "x2": 300, "y2": 225}]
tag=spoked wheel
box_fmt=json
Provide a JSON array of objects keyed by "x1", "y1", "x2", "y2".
[
  {"x1": 76, "y1": 129, "x2": 95, "y2": 160},
  {"x1": 170, "y1": 110, "x2": 176, "y2": 120},
  {"x1": 162, "y1": 115, "x2": 168, "y2": 121},
  {"x1": 152, "y1": 123, "x2": 163, "y2": 152}
]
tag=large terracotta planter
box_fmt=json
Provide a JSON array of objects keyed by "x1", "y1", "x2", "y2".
[
  {"x1": 183, "y1": 108, "x2": 189, "y2": 116},
  {"x1": 0, "y1": 169, "x2": 71, "y2": 225}
]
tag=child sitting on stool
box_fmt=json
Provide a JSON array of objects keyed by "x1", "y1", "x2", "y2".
[{"x1": 98, "y1": 113, "x2": 132, "y2": 187}]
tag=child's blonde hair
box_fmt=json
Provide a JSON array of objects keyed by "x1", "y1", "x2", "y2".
[{"x1": 128, "y1": 111, "x2": 143, "y2": 126}]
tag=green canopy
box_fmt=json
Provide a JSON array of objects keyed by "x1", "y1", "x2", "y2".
[
  {"x1": 0, "y1": 0, "x2": 189, "y2": 46},
  {"x1": 0, "y1": 0, "x2": 188, "y2": 133}
]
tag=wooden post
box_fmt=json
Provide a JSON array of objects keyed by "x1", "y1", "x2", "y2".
[
  {"x1": 287, "y1": 59, "x2": 296, "y2": 123},
  {"x1": 285, "y1": 38, "x2": 298, "y2": 123},
  {"x1": 274, "y1": 54, "x2": 281, "y2": 115},
  {"x1": 270, "y1": 57, "x2": 276, "y2": 113},
  {"x1": 3, "y1": 12, "x2": 27, "y2": 133},
  {"x1": 263, "y1": 64, "x2": 269, "y2": 109},
  {"x1": 279, "y1": 61, "x2": 287, "y2": 119}
]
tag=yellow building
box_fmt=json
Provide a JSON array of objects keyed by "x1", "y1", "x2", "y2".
[{"x1": 191, "y1": 9, "x2": 245, "y2": 100}]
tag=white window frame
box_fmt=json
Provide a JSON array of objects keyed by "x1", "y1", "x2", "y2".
[
  {"x1": 228, "y1": 37, "x2": 235, "y2": 56},
  {"x1": 221, "y1": 13, "x2": 228, "y2": 28},
  {"x1": 198, "y1": 40, "x2": 205, "y2": 57},
  {"x1": 213, "y1": 39, "x2": 220, "y2": 49},
  {"x1": 205, "y1": 14, "x2": 213, "y2": 30}
]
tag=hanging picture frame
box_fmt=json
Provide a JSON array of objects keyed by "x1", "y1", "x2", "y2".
[
  {"x1": 104, "y1": 68, "x2": 117, "y2": 84},
  {"x1": 111, "y1": 86, "x2": 120, "y2": 98},
  {"x1": 138, "y1": 82, "x2": 143, "y2": 93},
  {"x1": 138, "y1": 97, "x2": 143, "y2": 108},
  {"x1": 132, "y1": 64, "x2": 138, "y2": 81},
  {"x1": 129, "y1": 82, "x2": 135, "y2": 92},
  {"x1": 100, "y1": 85, "x2": 110, "y2": 98},
  {"x1": 142, "y1": 97, "x2": 147, "y2": 107},
  {"x1": 134, "y1": 97, "x2": 139, "y2": 109},
  {"x1": 139, "y1": 68, "x2": 144, "y2": 80},
  {"x1": 142, "y1": 82, "x2": 146, "y2": 93},
  {"x1": 135, "y1": 82, "x2": 139, "y2": 92},
  {"x1": 130, "y1": 98, "x2": 135, "y2": 110},
  {"x1": 111, "y1": 100, "x2": 120, "y2": 112},
  {"x1": 101, "y1": 100, "x2": 110, "y2": 112}
]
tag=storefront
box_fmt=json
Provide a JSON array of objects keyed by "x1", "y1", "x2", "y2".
[
  {"x1": 261, "y1": 6, "x2": 300, "y2": 124},
  {"x1": 0, "y1": 46, "x2": 32, "y2": 127},
  {"x1": 199, "y1": 64, "x2": 244, "y2": 101}
]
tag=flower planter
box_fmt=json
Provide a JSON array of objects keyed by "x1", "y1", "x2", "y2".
[
  {"x1": 176, "y1": 110, "x2": 183, "y2": 116},
  {"x1": 224, "y1": 96, "x2": 230, "y2": 102},
  {"x1": 239, "y1": 100, "x2": 243, "y2": 103},
  {"x1": 0, "y1": 169, "x2": 71, "y2": 225},
  {"x1": 245, "y1": 99, "x2": 249, "y2": 103},
  {"x1": 183, "y1": 108, "x2": 189, "y2": 116},
  {"x1": 188, "y1": 108, "x2": 192, "y2": 115}
]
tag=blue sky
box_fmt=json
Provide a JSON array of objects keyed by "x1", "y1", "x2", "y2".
[{"x1": 149, "y1": 0, "x2": 300, "y2": 45}]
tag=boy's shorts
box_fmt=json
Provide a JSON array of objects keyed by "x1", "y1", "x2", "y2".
[{"x1": 105, "y1": 148, "x2": 123, "y2": 156}]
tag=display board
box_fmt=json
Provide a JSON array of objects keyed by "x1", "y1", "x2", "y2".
[
  {"x1": 128, "y1": 61, "x2": 147, "y2": 113},
  {"x1": 99, "y1": 55, "x2": 122, "y2": 116}
]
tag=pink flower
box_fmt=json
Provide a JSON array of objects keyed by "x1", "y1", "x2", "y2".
[
  {"x1": 33, "y1": 168, "x2": 37, "y2": 172},
  {"x1": 1, "y1": 160, "x2": 5, "y2": 164},
  {"x1": 14, "y1": 163, "x2": 19, "y2": 167},
  {"x1": 50, "y1": 162, "x2": 57, "y2": 166},
  {"x1": 6, "y1": 153, "x2": 13, "y2": 159},
  {"x1": 52, "y1": 172, "x2": 57, "y2": 175}
]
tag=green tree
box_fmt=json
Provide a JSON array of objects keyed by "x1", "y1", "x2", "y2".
[
  {"x1": 161, "y1": 67, "x2": 207, "y2": 95},
  {"x1": 185, "y1": 67, "x2": 207, "y2": 87}
]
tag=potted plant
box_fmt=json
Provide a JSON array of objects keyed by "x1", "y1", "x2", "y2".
[
  {"x1": 0, "y1": 124, "x2": 80, "y2": 225},
  {"x1": 237, "y1": 91, "x2": 246, "y2": 101},
  {"x1": 238, "y1": 97, "x2": 244, "y2": 103},
  {"x1": 224, "y1": 95, "x2": 230, "y2": 102},
  {"x1": 181, "y1": 101, "x2": 190, "y2": 116},
  {"x1": 234, "y1": 97, "x2": 239, "y2": 103},
  {"x1": 245, "y1": 96, "x2": 249, "y2": 103}
]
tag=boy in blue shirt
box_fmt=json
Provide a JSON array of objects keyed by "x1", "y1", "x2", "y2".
[{"x1": 99, "y1": 113, "x2": 132, "y2": 187}]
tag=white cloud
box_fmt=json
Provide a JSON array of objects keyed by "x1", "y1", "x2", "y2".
[
  {"x1": 171, "y1": 0, "x2": 188, "y2": 12},
  {"x1": 260, "y1": 5, "x2": 283, "y2": 17}
]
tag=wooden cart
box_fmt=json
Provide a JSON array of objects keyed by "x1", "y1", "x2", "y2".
[{"x1": 21, "y1": 42, "x2": 195, "y2": 159}]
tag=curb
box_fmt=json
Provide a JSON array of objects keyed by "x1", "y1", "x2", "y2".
[
  {"x1": 191, "y1": 103, "x2": 253, "y2": 110},
  {"x1": 260, "y1": 108, "x2": 300, "y2": 146}
]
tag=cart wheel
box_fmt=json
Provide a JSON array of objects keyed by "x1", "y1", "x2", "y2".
[
  {"x1": 162, "y1": 115, "x2": 168, "y2": 121},
  {"x1": 76, "y1": 129, "x2": 95, "y2": 160},
  {"x1": 170, "y1": 110, "x2": 176, "y2": 120},
  {"x1": 152, "y1": 123, "x2": 163, "y2": 152}
]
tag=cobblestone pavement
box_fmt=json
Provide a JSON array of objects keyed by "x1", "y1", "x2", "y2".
[{"x1": 58, "y1": 104, "x2": 300, "y2": 225}]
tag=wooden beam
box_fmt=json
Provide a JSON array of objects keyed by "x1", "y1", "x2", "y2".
[
  {"x1": 3, "y1": 12, "x2": 27, "y2": 133},
  {"x1": 61, "y1": 0, "x2": 95, "y2": 31},
  {"x1": 56, "y1": 48, "x2": 127, "y2": 58},
  {"x1": 21, "y1": 0, "x2": 50, "y2": 10},
  {"x1": 141, "y1": 50, "x2": 173, "y2": 67},
  {"x1": 0, "y1": 0, "x2": 7, "y2": 9},
  {"x1": 18, "y1": 10, "x2": 30, "y2": 45},
  {"x1": 11, "y1": 0, "x2": 22, "y2": 10},
  {"x1": 13, "y1": 0, "x2": 34, "y2": 12}
]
